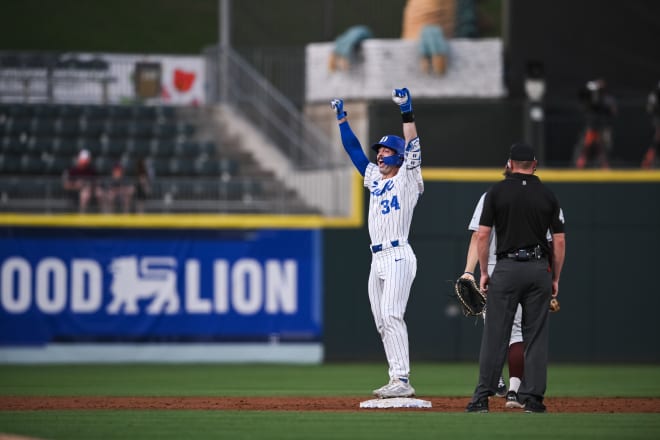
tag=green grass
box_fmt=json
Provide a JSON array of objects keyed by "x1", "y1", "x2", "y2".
[
  {"x1": 0, "y1": 363, "x2": 659, "y2": 439},
  {"x1": 1, "y1": 362, "x2": 659, "y2": 397},
  {"x1": 0, "y1": 411, "x2": 658, "y2": 440}
]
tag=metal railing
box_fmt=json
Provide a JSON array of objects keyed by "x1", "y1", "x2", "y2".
[
  {"x1": 0, "y1": 175, "x2": 319, "y2": 215},
  {"x1": 204, "y1": 45, "x2": 338, "y2": 170}
]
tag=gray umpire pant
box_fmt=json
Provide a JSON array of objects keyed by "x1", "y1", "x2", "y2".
[{"x1": 471, "y1": 257, "x2": 552, "y2": 404}]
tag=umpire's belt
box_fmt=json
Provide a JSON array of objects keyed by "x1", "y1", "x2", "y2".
[
  {"x1": 497, "y1": 246, "x2": 545, "y2": 261},
  {"x1": 371, "y1": 239, "x2": 406, "y2": 253}
]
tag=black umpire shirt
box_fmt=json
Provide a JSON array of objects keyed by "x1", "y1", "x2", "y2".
[{"x1": 479, "y1": 173, "x2": 565, "y2": 256}]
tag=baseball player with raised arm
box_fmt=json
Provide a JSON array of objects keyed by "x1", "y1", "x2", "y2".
[{"x1": 331, "y1": 87, "x2": 423, "y2": 399}]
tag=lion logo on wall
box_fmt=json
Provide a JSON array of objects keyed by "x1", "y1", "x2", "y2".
[{"x1": 107, "y1": 256, "x2": 180, "y2": 315}]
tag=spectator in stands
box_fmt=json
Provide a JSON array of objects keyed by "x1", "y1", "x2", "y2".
[
  {"x1": 642, "y1": 80, "x2": 660, "y2": 169},
  {"x1": 401, "y1": 0, "x2": 456, "y2": 75},
  {"x1": 62, "y1": 149, "x2": 104, "y2": 213},
  {"x1": 328, "y1": 25, "x2": 373, "y2": 72},
  {"x1": 134, "y1": 157, "x2": 153, "y2": 214},
  {"x1": 102, "y1": 162, "x2": 134, "y2": 214},
  {"x1": 573, "y1": 78, "x2": 617, "y2": 169}
]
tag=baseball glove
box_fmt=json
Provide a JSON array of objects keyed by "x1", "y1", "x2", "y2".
[
  {"x1": 454, "y1": 277, "x2": 487, "y2": 317},
  {"x1": 549, "y1": 298, "x2": 561, "y2": 313}
]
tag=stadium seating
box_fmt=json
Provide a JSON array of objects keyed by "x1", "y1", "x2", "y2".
[
  {"x1": 0, "y1": 101, "x2": 318, "y2": 214},
  {"x1": 0, "y1": 102, "x2": 242, "y2": 212}
]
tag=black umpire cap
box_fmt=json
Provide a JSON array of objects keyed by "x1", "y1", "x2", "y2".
[{"x1": 509, "y1": 142, "x2": 536, "y2": 161}]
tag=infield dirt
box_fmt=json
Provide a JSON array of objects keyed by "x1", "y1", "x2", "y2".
[{"x1": 2, "y1": 396, "x2": 660, "y2": 413}]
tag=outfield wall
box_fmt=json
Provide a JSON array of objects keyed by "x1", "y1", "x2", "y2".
[
  {"x1": 1, "y1": 174, "x2": 659, "y2": 363},
  {"x1": 324, "y1": 176, "x2": 660, "y2": 363}
]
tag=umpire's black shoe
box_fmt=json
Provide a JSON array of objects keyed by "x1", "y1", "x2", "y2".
[
  {"x1": 523, "y1": 399, "x2": 547, "y2": 413},
  {"x1": 465, "y1": 398, "x2": 489, "y2": 413}
]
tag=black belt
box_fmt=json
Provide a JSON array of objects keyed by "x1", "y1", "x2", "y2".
[
  {"x1": 498, "y1": 246, "x2": 545, "y2": 261},
  {"x1": 371, "y1": 240, "x2": 401, "y2": 253}
]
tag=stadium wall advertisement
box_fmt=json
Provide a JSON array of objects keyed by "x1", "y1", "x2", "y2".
[{"x1": 0, "y1": 228, "x2": 323, "y2": 362}]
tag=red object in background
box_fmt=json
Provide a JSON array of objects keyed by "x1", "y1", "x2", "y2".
[{"x1": 173, "y1": 69, "x2": 196, "y2": 92}]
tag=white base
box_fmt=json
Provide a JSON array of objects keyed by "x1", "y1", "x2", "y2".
[{"x1": 359, "y1": 398, "x2": 432, "y2": 409}]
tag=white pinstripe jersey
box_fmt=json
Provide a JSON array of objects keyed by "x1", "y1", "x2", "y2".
[{"x1": 364, "y1": 138, "x2": 423, "y2": 246}]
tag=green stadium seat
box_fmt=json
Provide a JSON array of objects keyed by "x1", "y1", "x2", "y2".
[
  {"x1": 57, "y1": 104, "x2": 83, "y2": 119},
  {"x1": 55, "y1": 119, "x2": 81, "y2": 138},
  {"x1": 20, "y1": 155, "x2": 46, "y2": 174},
  {"x1": 79, "y1": 119, "x2": 106, "y2": 138},
  {"x1": 127, "y1": 139, "x2": 153, "y2": 157},
  {"x1": 178, "y1": 122, "x2": 196, "y2": 137},
  {"x1": 32, "y1": 104, "x2": 60, "y2": 119},
  {"x1": 0, "y1": 154, "x2": 21, "y2": 174},
  {"x1": 133, "y1": 106, "x2": 157, "y2": 121},
  {"x1": 168, "y1": 157, "x2": 195, "y2": 176},
  {"x1": 93, "y1": 156, "x2": 112, "y2": 174},
  {"x1": 152, "y1": 139, "x2": 176, "y2": 157},
  {"x1": 218, "y1": 158, "x2": 239, "y2": 177},
  {"x1": 108, "y1": 105, "x2": 133, "y2": 120},
  {"x1": 151, "y1": 158, "x2": 172, "y2": 177},
  {"x1": 131, "y1": 120, "x2": 154, "y2": 138},
  {"x1": 198, "y1": 141, "x2": 217, "y2": 155},
  {"x1": 45, "y1": 155, "x2": 73, "y2": 175},
  {"x1": 106, "y1": 121, "x2": 131, "y2": 138},
  {"x1": 0, "y1": 104, "x2": 12, "y2": 121},
  {"x1": 153, "y1": 123, "x2": 177, "y2": 140},
  {"x1": 28, "y1": 136, "x2": 56, "y2": 154},
  {"x1": 195, "y1": 157, "x2": 218, "y2": 176},
  {"x1": 81, "y1": 105, "x2": 110, "y2": 120},
  {"x1": 5, "y1": 118, "x2": 32, "y2": 137},
  {"x1": 7, "y1": 104, "x2": 31, "y2": 119},
  {"x1": 156, "y1": 106, "x2": 177, "y2": 120},
  {"x1": 51, "y1": 139, "x2": 78, "y2": 156},
  {"x1": 30, "y1": 118, "x2": 58, "y2": 137},
  {"x1": 177, "y1": 140, "x2": 198, "y2": 156},
  {"x1": 4, "y1": 139, "x2": 29, "y2": 155},
  {"x1": 102, "y1": 139, "x2": 128, "y2": 157}
]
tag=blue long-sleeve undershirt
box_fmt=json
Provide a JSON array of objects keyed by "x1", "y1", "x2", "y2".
[{"x1": 339, "y1": 120, "x2": 369, "y2": 176}]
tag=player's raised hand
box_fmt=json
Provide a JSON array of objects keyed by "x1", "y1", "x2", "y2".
[
  {"x1": 392, "y1": 88, "x2": 412, "y2": 114},
  {"x1": 330, "y1": 98, "x2": 347, "y2": 120}
]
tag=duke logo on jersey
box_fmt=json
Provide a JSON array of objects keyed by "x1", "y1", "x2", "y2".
[{"x1": 371, "y1": 180, "x2": 394, "y2": 196}]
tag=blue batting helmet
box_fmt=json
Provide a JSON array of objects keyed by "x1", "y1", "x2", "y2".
[{"x1": 371, "y1": 135, "x2": 405, "y2": 167}]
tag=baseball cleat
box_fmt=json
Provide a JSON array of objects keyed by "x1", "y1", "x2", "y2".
[
  {"x1": 372, "y1": 379, "x2": 395, "y2": 397},
  {"x1": 374, "y1": 379, "x2": 415, "y2": 399},
  {"x1": 505, "y1": 391, "x2": 524, "y2": 409},
  {"x1": 496, "y1": 376, "x2": 507, "y2": 397}
]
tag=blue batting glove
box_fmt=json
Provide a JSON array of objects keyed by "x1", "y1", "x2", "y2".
[
  {"x1": 392, "y1": 88, "x2": 413, "y2": 114},
  {"x1": 330, "y1": 98, "x2": 347, "y2": 120}
]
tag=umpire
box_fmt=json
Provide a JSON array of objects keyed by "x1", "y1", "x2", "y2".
[{"x1": 466, "y1": 142, "x2": 566, "y2": 413}]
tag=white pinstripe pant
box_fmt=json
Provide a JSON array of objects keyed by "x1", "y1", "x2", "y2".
[{"x1": 368, "y1": 244, "x2": 417, "y2": 380}]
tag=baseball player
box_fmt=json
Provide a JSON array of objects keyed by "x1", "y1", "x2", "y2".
[{"x1": 331, "y1": 87, "x2": 423, "y2": 399}]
